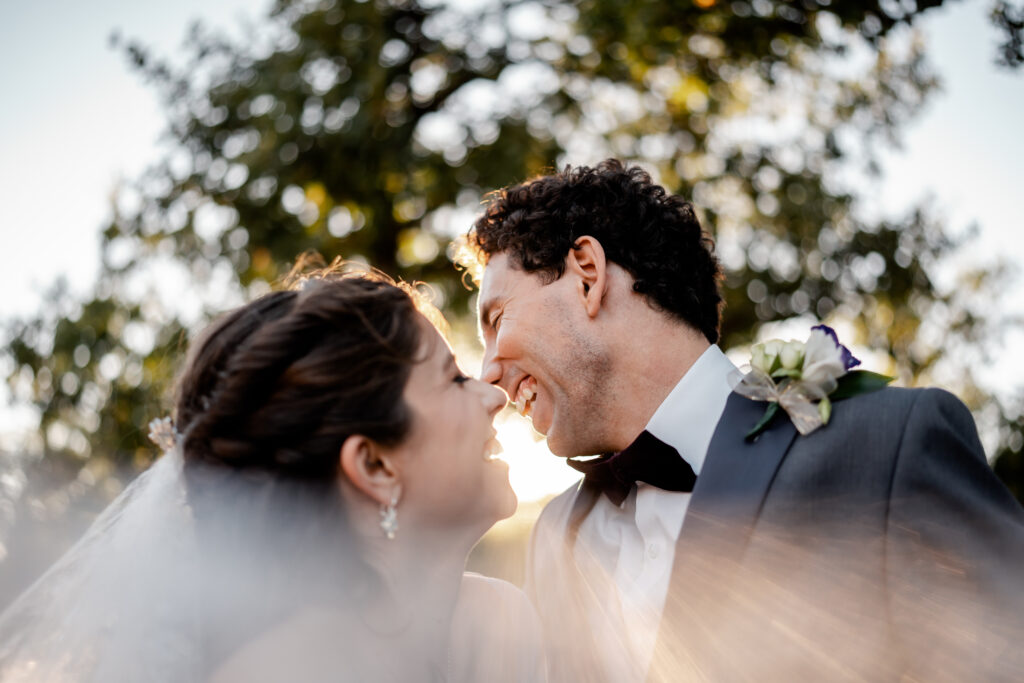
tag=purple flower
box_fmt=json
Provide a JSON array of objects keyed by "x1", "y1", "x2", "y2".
[{"x1": 811, "y1": 324, "x2": 861, "y2": 370}]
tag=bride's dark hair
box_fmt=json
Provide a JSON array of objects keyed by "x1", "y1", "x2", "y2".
[
  {"x1": 171, "y1": 257, "x2": 442, "y2": 670},
  {"x1": 176, "y1": 263, "x2": 436, "y2": 477}
]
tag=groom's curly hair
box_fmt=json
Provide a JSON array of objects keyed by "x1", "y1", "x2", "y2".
[{"x1": 457, "y1": 159, "x2": 723, "y2": 343}]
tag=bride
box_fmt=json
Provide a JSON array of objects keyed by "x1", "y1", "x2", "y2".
[{"x1": 0, "y1": 263, "x2": 546, "y2": 682}]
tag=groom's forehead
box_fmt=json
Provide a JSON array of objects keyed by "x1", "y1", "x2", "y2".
[
  {"x1": 477, "y1": 253, "x2": 510, "y2": 313},
  {"x1": 478, "y1": 253, "x2": 530, "y2": 316}
]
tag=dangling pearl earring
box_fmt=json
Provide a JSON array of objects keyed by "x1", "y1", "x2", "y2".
[{"x1": 379, "y1": 491, "x2": 399, "y2": 540}]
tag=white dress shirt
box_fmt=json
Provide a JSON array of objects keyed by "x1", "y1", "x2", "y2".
[{"x1": 573, "y1": 345, "x2": 737, "y2": 682}]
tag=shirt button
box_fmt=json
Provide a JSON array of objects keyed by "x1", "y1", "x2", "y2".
[{"x1": 647, "y1": 543, "x2": 660, "y2": 560}]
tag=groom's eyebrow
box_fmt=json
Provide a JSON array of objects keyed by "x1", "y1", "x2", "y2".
[{"x1": 478, "y1": 297, "x2": 497, "y2": 327}]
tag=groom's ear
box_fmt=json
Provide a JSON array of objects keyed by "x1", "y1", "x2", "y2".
[
  {"x1": 339, "y1": 435, "x2": 400, "y2": 507},
  {"x1": 567, "y1": 235, "x2": 607, "y2": 319}
]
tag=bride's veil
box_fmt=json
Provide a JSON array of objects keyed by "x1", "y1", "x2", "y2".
[
  {"x1": 0, "y1": 439, "x2": 203, "y2": 682},
  {"x1": 0, "y1": 415, "x2": 371, "y2": 682}
]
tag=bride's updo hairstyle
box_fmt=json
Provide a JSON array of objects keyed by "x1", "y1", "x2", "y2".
[
  {"x1": 171, "y1": 257, "x2": 444, "y2": 670},
  {"x1": 175, "y1": 265, "x2": 431, "y2": 480}
]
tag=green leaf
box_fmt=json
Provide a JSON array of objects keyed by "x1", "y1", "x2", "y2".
[
  {"x1": 745, "y1": 401, "x2": 780, "y2": 441},
  {"x1": 831, "y1": 371, "x2": 894, "y2": 401},
  {"x1": 818, "y1": 396, "x2": 832, "y2": 424}
]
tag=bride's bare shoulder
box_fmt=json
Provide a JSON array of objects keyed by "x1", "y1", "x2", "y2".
[
  {"x1": 457, "y1": 572, "x2": 532, "y2": 606},
  {"x1": 455, "y1": 572, "x2": 543, "y2": 633},
  {"x1": 452, "y1": 573, "x2": 547, "y2": 682}
]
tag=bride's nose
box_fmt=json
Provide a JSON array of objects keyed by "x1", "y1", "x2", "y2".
[{"x1": 479, "y1": 380, "x2": 508, "y2": 417}]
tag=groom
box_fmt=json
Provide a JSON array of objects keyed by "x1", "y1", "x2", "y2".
[{"x1": 458, "y1": 159, "x2": 1024, "y2": 682}]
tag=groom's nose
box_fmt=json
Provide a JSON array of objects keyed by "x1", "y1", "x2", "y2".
[{"x1": 480, "y1": 346, "x2": 504, "y2": 388}]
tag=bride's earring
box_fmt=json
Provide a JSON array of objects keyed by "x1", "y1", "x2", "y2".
[{"x1": 379, "y1": 491, "x2": 399, "y2": 540}]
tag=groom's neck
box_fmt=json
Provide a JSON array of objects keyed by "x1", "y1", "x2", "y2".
[{"x1": 602, "y1": 313, "x2": 710, "y2": 450}]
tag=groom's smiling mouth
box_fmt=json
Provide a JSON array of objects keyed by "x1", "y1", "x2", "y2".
[{"x1": 514, "y1": 376, "x2": 537, "y2": 417}]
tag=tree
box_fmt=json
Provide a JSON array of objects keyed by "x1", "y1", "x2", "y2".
[
  {"x1": 993, "y1": 1, "x2": 1024, "y2": 68},
  {"x1": 4, "y1": 0, "x2": 1022, "y2": 532}
]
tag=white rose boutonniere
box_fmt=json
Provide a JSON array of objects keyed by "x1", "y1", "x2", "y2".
[{"x1": 736, "y1": 325, "x2": 894, "y2": 440}]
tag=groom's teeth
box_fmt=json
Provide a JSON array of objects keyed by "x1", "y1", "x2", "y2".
[
  {"x1": 515, "y1": 381, "x2": 536, "y2": 417},
  {"x1": 516, "y1": 395, "x2": 535, "y2": 417}
]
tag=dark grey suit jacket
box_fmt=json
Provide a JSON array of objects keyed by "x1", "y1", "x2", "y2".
[{"x1": 526, "y1": 387, "x2": 1024, "y2": 682}]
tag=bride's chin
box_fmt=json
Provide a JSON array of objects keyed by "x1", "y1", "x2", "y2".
[
  {"x1": 483, "y1": 502, "x2": 517, "y2": 537},
  {"x1": 470, "y1": 489, "x2": 518, "y2": 537},
  {"x1": 498, "y1": 485, "x2": 518, "y2": 520},
  {"x1": 487, "y1": 467, "x2": 518, "y2": 521}
]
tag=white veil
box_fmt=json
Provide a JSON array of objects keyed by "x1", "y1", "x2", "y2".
[{"x1": 0, "y1": 428, "x2": 203, "y2": 682}]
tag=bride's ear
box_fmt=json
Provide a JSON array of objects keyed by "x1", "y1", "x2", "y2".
[{"x1": 339, "y1": 435, "x2": 401, "y2": 507}]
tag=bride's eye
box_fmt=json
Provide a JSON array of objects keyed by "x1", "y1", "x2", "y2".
[{"x1": 454, "y1": 372, "x2": 471, "y2": 385}]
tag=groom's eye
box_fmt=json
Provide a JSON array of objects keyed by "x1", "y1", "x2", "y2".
[{"x1": 453, "y1": 373, "x2": 471, "y2": 385}]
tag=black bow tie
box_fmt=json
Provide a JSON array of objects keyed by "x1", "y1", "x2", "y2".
[{"x1": 566, "y1": 431, "x2": 697, "y2": 506}]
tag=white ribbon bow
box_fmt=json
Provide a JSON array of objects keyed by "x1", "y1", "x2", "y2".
[{"x1": 731, "y1": 367, "x2": 829, "y2": 436}]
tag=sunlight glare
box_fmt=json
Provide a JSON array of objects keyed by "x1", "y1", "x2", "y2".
[{"x1": 494, "y1": 410, "x2": 581, "y2": 503}]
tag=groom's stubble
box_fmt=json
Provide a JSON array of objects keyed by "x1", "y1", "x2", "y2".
[{"x1": 541, "y1": 297, "x2": 616, "y2": 458}]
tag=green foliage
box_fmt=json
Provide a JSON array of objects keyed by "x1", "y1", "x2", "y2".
[
  {"x1": 992, "y1": 394, "x2": 1024, "y2": 501},
  {"x1": 745, "y1": 401, "x2": 779, "y2": 441},
  {"x1": 993, "y1": 1, "x2": 1024, "y2": 68},
  {"x1": 3, "y1": 0, "x2": 1022, "y2": 508}
]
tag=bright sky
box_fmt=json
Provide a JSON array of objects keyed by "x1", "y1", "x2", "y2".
[{"x1": 1, "y1": 1, "x2": 1021, "y2": 501}]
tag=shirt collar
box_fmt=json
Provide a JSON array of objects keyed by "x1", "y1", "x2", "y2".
[{"x1": 644, "y1": 345, "x2": 737, "y2": 476}]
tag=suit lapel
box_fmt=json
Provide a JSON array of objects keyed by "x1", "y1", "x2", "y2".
[
  {"x1": 678, "y1": 391, "x2": 798, "y2": 559},
  {"x1": 567, "y1": 480, "x2": 599, "y2": 548},
  {"x1": 553, "y1": 481, "x2": 618, "y2": 683},
  {"x1": 646, "y1": 393, "x2": 799, "y2": 682}
]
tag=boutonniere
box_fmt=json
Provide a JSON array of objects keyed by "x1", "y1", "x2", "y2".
[{"x1": 735, "y1": 325, "x2": 893, "y2": 440}]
